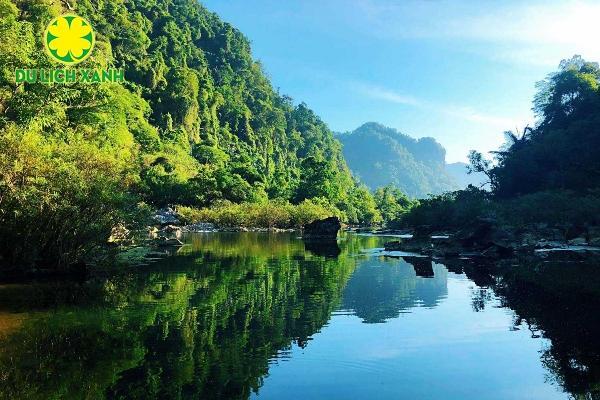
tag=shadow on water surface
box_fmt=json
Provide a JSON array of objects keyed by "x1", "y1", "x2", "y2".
[{"x1": 0, "y1": 232, "x2": 598, "y2": 399}]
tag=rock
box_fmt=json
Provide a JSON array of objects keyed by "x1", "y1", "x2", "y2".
[
  {"x1": 154, "y1": 236, "x2": 183, "y2": 247},
  {"x1": 107, "y1": 224, "x2": 132, "y2": 246},
  {"x1": 567, "y1": 237, "x2": 588, "y2": 246},
  {"x1": 384, "y1": 240, "x2": 402, "y2": 251},
  {"x1": 161, "y1": 224, "x2": 181, "y2": 233},
  {"x1": 535, "y1": 240, "x2": 567, "y2": 249},
  {"x1": 481, "y1": 245, "x2": 510, "y2": 258},
  {"x1": 438, "y1": 245, "x2": 461, "y2": 257},
  {"x1": 184, "y1": 222, "x2": 216, "y2": 232},
  {"x1": 489, "y1": 227, "x2": 517, "y2": 250},
  {"x1": 519, "y1": 233, "x2": 538, "y2": 248},
  {"x1": 148, "y1": 226, "x2": 159, "y2": 238},
  {"x1": 160, "y1": 225, "x2": 183, "y2": 238},
  {"x1": 413, "y1": 225, "x2": 434, "y2": 238},
  {"x1": 384, "y1": 239, "x2": 429, "y2": 253},
  {"x1": 153, "y1": 207, "x2": 180, "y2": 226},
  {"x1": 455, "y1": 220, "x2": 494, "y2": 248},
  {"x1": 303, "y1": 217, "x2": 341, "y2": 238}
]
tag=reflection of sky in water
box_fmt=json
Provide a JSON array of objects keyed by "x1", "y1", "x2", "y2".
[
  {"x1": 253, "y1": 258, "x2": 566, "y2": 400},
  {"x1": 340, "y1": 259, "x2": 448, "y2": 323}
]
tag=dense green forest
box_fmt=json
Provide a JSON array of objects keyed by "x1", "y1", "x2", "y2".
[
  {"x1": 0, "y1": 0, "x2": 391, "y2": 270},
  {"x1": 400, "y1": 56, "x2": 600, "y2": 230}
]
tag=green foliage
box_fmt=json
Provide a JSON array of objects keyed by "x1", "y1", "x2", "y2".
[
  {"x1": 481, "y1": 56, "x2": 600, "y2": 197},
  {"x1": 345, "y1": 185, "x2": 382, "y2": 226},
  {"x1": 0, "y1": 0, "x2": 382, "y2": 269},
  {"x1": 399, "y1": 187, "x2": 600, "y2": 231},
  {"x1": 0, "y1": 125, "x2": 142, "y2": 269},
  {"x1": 374, "y1": 185, "x2": 415, "y2": 225},
  {"x1": 398, "y1": 55, "x2": 600, "y2": 233},
  {"x1": 496, "y1": 190, "x2": 600, "y2": 227},
  {"x1": 400, "y1": 187, "x2": 491, "y2": 230},
  {"x1": 177, "y1": 198, "x2": 341, "y2": 229}
]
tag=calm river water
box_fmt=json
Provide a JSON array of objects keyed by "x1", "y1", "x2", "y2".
[{"x1": 0, "y1": 232, "x2": 598, "y2": 399}]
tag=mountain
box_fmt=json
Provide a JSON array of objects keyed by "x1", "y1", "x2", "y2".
[{"x1": 337, "y1": 123, "x2": 479, "y2": 198}]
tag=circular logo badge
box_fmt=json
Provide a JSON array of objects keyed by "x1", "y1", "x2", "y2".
[{"x1": 44, "y1": 14, "x2": 95, "y2": 65}]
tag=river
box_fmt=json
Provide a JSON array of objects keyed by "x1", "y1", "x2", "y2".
[{"x1": 0, "y1": 232, "x2": 598, "y2": 399}]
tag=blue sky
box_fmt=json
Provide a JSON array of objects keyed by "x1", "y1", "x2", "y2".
[{"x1": 202, "y1": 0, "x2": 600, "y2": 162}]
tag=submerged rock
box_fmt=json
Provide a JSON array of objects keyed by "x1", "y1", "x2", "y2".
[
  {"x1": 184, "y1": 222, "x2": 216, "y2": 232},
  {"x1": 154, "y1": 236, "x2": 184, "y2": 247},
  {"x1": 160, "y1": 225, "x2": 183, "y2": 239}
]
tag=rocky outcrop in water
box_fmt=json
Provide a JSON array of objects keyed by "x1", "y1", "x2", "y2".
[
  {"x1": 303, "y1": 217, "x2": 341, "y2": 239},
  {"x1": 384, "y1": 220, "x2": 600, "y2": 259}
]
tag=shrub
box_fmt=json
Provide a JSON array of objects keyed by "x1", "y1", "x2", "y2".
[
  {"x1": 399, "y1": 186, "x2": 491, "y2": 230},
  {"x1": 177, "y1": 198, "x2": 338, "y2": 229},
  {"x1": 496, "y1": 190, "x2": 600, "y2": 227},
  {"x1": 0, "y1": 127, "x2": 141, "y2": 270}
]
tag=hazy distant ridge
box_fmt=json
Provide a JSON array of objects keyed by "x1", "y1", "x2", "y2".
[{"x1": 337, "y1": 122, "x2": 484, "y2": 198}]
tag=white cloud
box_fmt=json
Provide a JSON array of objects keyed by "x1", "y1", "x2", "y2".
[
  {"x1": 348, "y1": 0, "x2": 600, "y2": 66},
  {"x1": 439, "y1": 105, "x2": 523, "y2": 130},
  {"x1": 352, "y1": 82, "x2": 421, "y2": 106},
  {"x1": 354, "y1": 81, "x2": 528, "y2": 130}
]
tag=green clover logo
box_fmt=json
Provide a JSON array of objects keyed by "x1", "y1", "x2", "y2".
[{"x1": 44, "y1": 14, "x2": 95, "y2": 65}]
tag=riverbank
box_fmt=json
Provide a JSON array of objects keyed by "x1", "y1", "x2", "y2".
[{"x1": 381, "y1": 217, "x2": 600, "y2": 259}]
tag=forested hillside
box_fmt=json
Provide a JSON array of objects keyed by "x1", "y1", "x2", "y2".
[
  {"x1": 401, "y1": 56, "x2": 600, "y2": 231},
  {"x1": 0, "y1": 0, "x2": 377, "y2": 269},
  {"x1": 478, "y1": 56, "x2": 600, "y2": 198},
  {"x1": 337, "y1": 123, "x2": 460, "y2": 198}
]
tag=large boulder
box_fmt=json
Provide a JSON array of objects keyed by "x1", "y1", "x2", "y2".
[
  {"x1": 153, "y1": 207, "x2": 180, "y2": 226},
  {"x1": 303, "y1": 217, "x2": 341, "y2": 239}
]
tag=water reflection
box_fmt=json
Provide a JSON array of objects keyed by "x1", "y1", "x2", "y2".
[
  {"x1": 0, "y1": 233, "x2": 597, "y2": 399},
  {"x1": 341, "y1": 258, "x2": 447, "y2": 323}
]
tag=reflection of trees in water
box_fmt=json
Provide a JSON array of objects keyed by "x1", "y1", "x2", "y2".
[
  {"x1": 1, "y1": 233, "x2": 599, "y2": 400},
  {"x1": 461, "y1": 258, "x2": 600, "y2": 399},
  {"x1": 341, "y1": 257, "x2": 448, "y2": 323},
  {"x1": 0, "y1": 233, "x2": 363, "y2": 400}
]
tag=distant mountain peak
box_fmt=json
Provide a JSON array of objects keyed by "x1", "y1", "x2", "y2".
[{"x1": 338, "y1": 123, "x2": 484, "y2": 198}]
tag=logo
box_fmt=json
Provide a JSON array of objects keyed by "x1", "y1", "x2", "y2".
[
  {"x1": 44, "y1": 14, "x2": 95, "y2": 65},
  {"x1": 15, "y1": 13, "x2": 124, "y2": 84}
]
